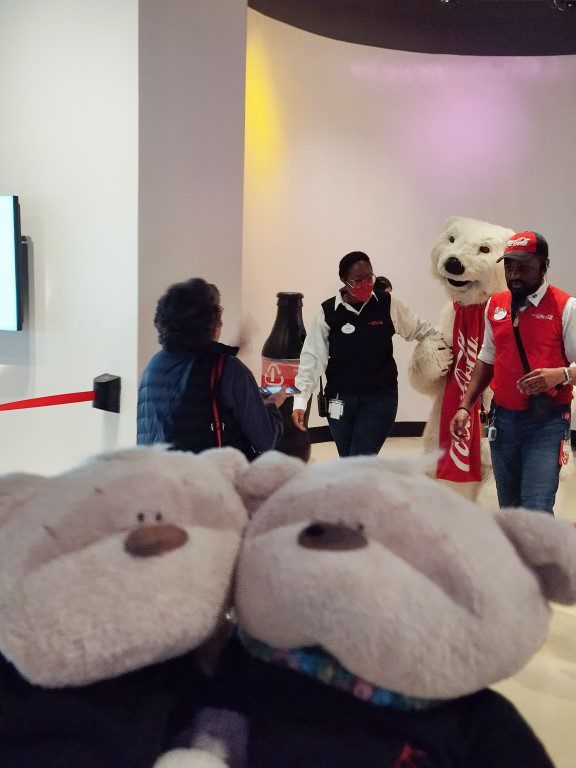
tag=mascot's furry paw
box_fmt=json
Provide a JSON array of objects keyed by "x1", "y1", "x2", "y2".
[
  {"x1": 409, "y1": 334, "x2": 453, "y2": 396},
  {"x1": 154, "y1": 749, "x2": 230, "y2": 768}
]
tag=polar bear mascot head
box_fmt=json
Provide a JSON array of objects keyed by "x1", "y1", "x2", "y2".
[{"x1": 431, "y1": 217, "x2": 514, "y2": 307}]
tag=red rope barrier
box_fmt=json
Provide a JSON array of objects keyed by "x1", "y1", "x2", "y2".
[{"x1": 0, "y1": 391, "x2": 95, "y2": 412}]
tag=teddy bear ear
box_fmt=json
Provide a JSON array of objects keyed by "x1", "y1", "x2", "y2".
[
  {"x1": 0, "y1": 473, "x2": 47, "y2": 526},
  {"x1": 495, "y1": 509, "x2": 576, "y2": 605},
  {"x1": 198, "y1": 447, "x2": 250, "y2": 484},
  {"x1": 235, "y1": 451, "x2": 305, "y2": 516}
]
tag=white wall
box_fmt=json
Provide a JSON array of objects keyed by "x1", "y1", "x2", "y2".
[
  {"x1": 0, "y1": 0, "x2": 249, "y2": 475},
  {"x1": 0, "y1": 0, "x2": 139, "y2": 473},
  {"x1": 243, "y1": 10, "x2": 576, "y2": 425},
  {"x1": 139, "y1": 0, "x2": 248, "y2": 369}
]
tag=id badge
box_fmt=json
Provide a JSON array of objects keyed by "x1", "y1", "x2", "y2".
[
  {"x1": 559, "y1": 439, "x2": 571, "y2": 467},
  {"x1": 328, "y1": 398, "x2": 344, "y2": 420}
]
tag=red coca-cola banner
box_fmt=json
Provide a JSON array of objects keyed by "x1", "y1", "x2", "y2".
[
  {"x1": 261, "y1": 357, "x2": 299, "y2": 388},
  {"x1": 437, "y1": 303, "x2": 485, "y2": 483}
]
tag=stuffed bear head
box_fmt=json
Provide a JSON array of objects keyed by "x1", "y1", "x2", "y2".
[
  {"x1": 0, "y1": 446, "x2": 248, "y2": 688},
  {"x1": 235, "y1": 452, "x2": 576, "y2": 700},
  {"x1": 431, "y1": 217, "x2": 514, "y2": 306}
]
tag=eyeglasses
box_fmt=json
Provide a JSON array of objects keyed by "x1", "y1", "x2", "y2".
[{"x1": 346, "y1": 274, "x2": 375, "y2": 289}]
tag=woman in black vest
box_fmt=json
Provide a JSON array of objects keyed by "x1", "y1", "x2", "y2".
[
  {"x1": 138, "y1": 278, "x2": 285, "y2": 460},
  {"x1": 292, "y1": 252, "x2": 448, "y2": 457}
]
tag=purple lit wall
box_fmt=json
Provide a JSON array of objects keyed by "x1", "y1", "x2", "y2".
[
  {"x1": 242, "y1": 10, "x2": 576, "y2": 423},
  {"x1": 349, "y1": 58, "x2": 554, "y2": 196}
]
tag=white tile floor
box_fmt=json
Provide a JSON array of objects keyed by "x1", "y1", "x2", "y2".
[{"x1": 310, "y1": 437, "x2": 576, "y2": 768}]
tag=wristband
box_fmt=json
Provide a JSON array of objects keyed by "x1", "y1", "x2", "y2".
[
  {"x1": 458, "y1": 405, "x2": 471, "y2": 415},
  {"x1": 563, "y1": 367, "x2": 573, "y2": 385}
]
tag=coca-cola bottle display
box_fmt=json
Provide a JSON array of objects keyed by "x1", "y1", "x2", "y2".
[{"x1": 261, "y1": 292, "x2": 311, "y2": 463}]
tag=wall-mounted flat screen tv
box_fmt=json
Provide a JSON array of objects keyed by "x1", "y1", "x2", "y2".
[{"x1": 0, "y1": 195, "x2": 23, "y2": 331}]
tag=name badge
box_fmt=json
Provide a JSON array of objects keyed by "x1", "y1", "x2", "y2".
[
  {"x1": 328, "y1": 398, "x2": 344, "y2": 419},
  {"x1": 341, "y1": 323, "x2": 355, "y2": 334}
]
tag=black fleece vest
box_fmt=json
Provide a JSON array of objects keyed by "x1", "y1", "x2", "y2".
[{"x1": 322, "y1": 291, "x2": 397, "y2": 397}]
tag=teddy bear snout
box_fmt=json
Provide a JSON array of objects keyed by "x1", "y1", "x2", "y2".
[
  {"x1": 297, "y1": 522, "x2": 368, "y2": 552},
  {"x1": 124, "y1": 523, "x2": 189, "y2": 558},
  {"x1": 443, "y1": 256, "x2": 466, "y2": 276}
]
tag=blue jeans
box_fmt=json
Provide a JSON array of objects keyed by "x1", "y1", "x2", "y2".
[
  {"x1": 327, "y1": 390, "x2": 398, "y2": 457},
  {"x1": 490, "y1": 402, "x2": 571, "y2": 514}
]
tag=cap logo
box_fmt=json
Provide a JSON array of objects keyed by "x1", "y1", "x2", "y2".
[{"x1": 506, "y1": 236, "x2": 530, "y2": 248}]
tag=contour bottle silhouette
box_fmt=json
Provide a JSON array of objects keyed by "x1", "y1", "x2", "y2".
[{"x1": 261, "y1": 292, "x2": 311, "y2": 462}]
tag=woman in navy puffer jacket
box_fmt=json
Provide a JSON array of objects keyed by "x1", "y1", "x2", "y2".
[{"x1": 138, "y1": 277, "x2": 284, "y2": 460}]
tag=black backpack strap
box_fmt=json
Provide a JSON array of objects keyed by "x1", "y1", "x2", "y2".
[
  {"x1": 510, "y1": 300, "x2": 531, "y2": 374},
  {"x1": 512, "y1": 323, "x2": 531, "y2": 375}
]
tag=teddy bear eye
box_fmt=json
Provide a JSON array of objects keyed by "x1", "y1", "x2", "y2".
[
  {"x1": 155, "y1": 512, "x2": 163, "y2": 522},
  {"x1": 137, "y1": 512, "x2": 145, "y2": 523},
  {"x1": 449, "y1": 235, "x2": 455, "y2": 243},
  {"x1": 357, "y1": 523, "x2": 365, "y2": 531},
  {"x1": 479, "y1": 245, "x2": 490, "y2": 254}
]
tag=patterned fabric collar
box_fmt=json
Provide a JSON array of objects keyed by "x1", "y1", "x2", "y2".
[{"x1": 240, "y1": 633, "x2": 442, "y2": 712}]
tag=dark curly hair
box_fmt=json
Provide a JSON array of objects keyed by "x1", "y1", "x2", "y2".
[
  {"x1": 338, "y1": 251, "x2": 371, "y2": 280},
  {"x1": 154, "y1": 278, "x2": 222, "y2": 353},
  {"x1": 374, "y1": 276, "x2": 392, "y2": 292}
]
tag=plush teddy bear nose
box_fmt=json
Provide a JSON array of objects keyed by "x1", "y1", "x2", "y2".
[
  {"x1": 444, "y1": 257, "x2": 466, "y2": 276},
  {"x1": 124, "y1": 523, "x2": 188, "y2": 558},
  {"x1": 298, "y1": 522, "x2": 368, "y2": 551}
]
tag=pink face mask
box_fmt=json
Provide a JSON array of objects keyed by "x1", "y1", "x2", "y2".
[{"x1": 347, "y1": 283, "x2": 373, "y2": 303}]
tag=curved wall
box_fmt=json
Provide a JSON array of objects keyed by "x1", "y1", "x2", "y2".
[{"x1": 242, "y1": 10, "x2": 576, "y2": 426}]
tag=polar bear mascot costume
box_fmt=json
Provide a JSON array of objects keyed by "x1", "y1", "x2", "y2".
[{"x1": 409, "y1": 217, "x2": 514, "y2": 504}]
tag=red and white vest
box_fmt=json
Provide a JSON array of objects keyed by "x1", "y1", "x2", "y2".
[{"x1": 488, "y1": 285, "x2": 573, "y2": 410}]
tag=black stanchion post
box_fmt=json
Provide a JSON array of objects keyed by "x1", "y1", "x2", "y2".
[{"x1": 93, "y1": 374, "x2": 121, "y2": 413}]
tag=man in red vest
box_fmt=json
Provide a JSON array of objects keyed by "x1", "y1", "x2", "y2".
[{"x1": 450, "y1": 231, "x2": 576, "y2": 513}]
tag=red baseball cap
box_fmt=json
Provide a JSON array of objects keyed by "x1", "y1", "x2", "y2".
[{"x1": 496, "y1": 231, "x2": 548, "y2": 262}]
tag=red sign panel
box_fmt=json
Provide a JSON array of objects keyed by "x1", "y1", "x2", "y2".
[{"x1": 261, "y1": 357, "x2": 299, "y2": 388}]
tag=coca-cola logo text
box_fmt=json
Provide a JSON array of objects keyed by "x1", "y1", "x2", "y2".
[
  {"x1": 449, "y1": 330, "x2": 478, "y2": 474},
  {"x1": 506, "y1": 236, "x2": 530, "y2": 248},
  {"x1": 261, "y1": 358, "x2": 299, "y2": 388}
]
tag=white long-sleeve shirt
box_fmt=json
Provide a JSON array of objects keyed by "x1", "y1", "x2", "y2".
[
  {"x1": 293, "y1": 291, "x2": 438, "y2": 410},
  {"x1": 477, "y1": 281, "x2": 576, "y2": 365}
]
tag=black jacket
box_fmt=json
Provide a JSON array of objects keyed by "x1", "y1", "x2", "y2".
[
  {"x1": 206, "y1": 636, "x2": 553, "y2": 768},
  {"x1": 0, "y1": 651, "x2": 208, "y2": 768}
]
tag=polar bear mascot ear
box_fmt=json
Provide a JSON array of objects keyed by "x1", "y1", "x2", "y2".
[
  {"x1": 0, "y1": 473, "x2": 48, "y2": 526},
  {"x1": 235, "y1": 451, "x2": 306, "y2": 516},
  {"x1": 495, "y1": 509, "x2": 576, "y2": 605},
  {"x1": 442, "y1": 216, "x2": 460, "y2": 230}
]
